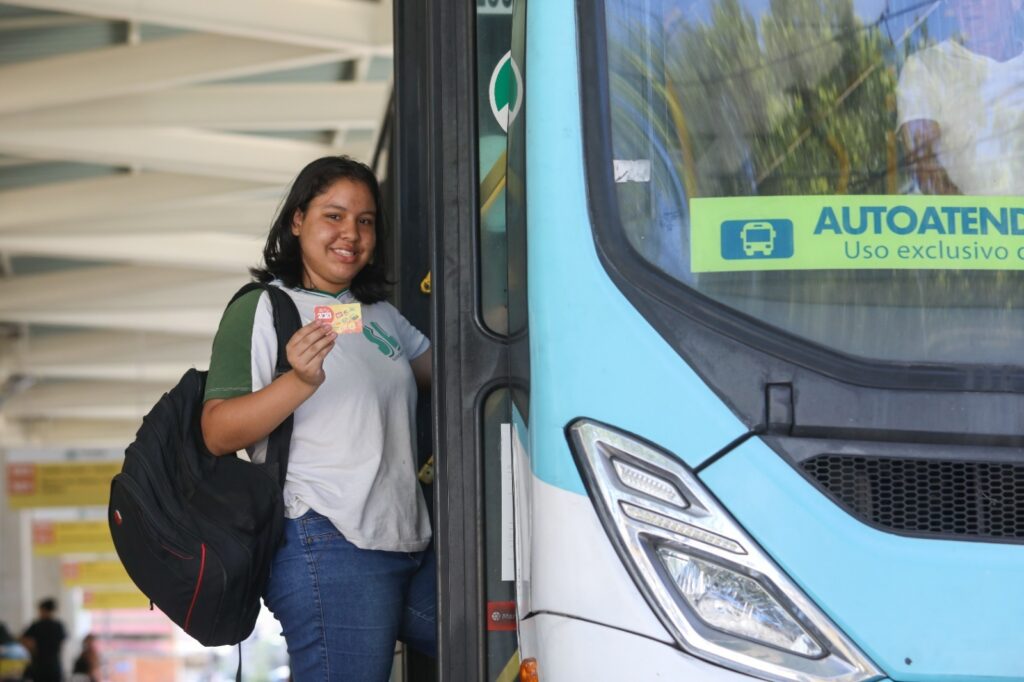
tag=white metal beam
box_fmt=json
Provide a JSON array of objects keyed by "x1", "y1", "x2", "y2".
[
  {"x1": 0, "y1": 202, "x2": 279, "y2": 236},
  {"x1": 2, "y1": 0, "x2": 392, "y2": 52},
  {"x1": 3, "y1": 380, "x2": 172, "y2": 420},
  {"x1": 0, "y1": 128, "x2": 371, "y2": 183},
  {"x1": 0, "y1": 14, "x2": 94, "y2": 31},
  {"x1": 0, "y1": 265, "x2": 246, "y2": 335},
  {"x1": 0, "y1": 82, "x2": 390, "y2": 131},
  {"x1": 0, "y1": 232, "x2": 265, "y2": 271},
  {"x1": 0, "y1": 157, "x2": 43, "y2": 169},
  {"x1": 0, "y1": 173, "x2": 274, "y2": 232},
  {"x1": 3, "y1": 417, "x2": 141, "y2": 448},
  {"x1": 6, "y1": 330, "x2": 211, "y2": 383},
  {"x1": 0, "y1": 33, "x2": 348, "y2": 116}
]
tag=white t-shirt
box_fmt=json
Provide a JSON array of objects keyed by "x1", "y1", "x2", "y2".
[
  {"x1": 897, "y1": 40, "x2": 1024, "y2": 195},
  {"x1": 205, "y1": 284, "x2": 431, "y2": 552}
]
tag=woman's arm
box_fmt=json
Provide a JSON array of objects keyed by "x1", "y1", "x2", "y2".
[
  {"x1": 901, "y1": 119, "x2": 961, "y2": 195},
  {"x1": 201, "y1": 321, "x2": 336, "y2": 455},
  {"x1": 410, "y1": 349, "x2": 431, "y2": 391},
  {"x1": 19, "y1": 635, "x2": 35, "y2": 656}
]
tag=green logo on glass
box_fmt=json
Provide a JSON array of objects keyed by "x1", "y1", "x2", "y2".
[{"x1": 489, "y1": 51, "x2": 522, "y2": 133}]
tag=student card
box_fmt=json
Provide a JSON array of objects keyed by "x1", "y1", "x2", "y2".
[{"x1": 313, "y1": 303, "x2": 363, "y2": 334}]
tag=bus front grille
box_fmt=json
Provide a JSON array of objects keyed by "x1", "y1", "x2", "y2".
[{"x1": 800, "y1": 455, "x2": 1024, "y2": 542}]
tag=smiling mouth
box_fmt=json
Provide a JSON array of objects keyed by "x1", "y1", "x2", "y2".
[{"x1": 331, "y1": 247, "x2": 358, "y2": 260}]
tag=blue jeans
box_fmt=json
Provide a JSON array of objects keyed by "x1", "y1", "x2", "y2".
[{"x1": 263, "y1": 510, "x2": 436, "y2": 681}]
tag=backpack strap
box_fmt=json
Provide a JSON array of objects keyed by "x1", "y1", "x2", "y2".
[
  {"x1": 226, "y1": 282, "x2": 303, "y2": 487},
  {"x1": 227, "y1": 282, "x2": 301, "y2": 377}
]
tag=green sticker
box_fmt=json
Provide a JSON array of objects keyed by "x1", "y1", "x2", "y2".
[
  {"x1": 691, "y1": 195, "x2": 1024, "y2": 272},
  {"x1": 488, "y1": 51, "x2": 522, "y2": 134}
]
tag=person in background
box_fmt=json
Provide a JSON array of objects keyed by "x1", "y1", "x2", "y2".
[
  {"x1": 70, "y1": 634, "x2": 98, "y2": 682},
  {"x1": 19, "y1": 599, "x2": 66, "y2": 682},
  {"x1": 0, "y1": 621, "x2": 30, "y2": 682},
  {"x1": 897, "y1": 0, "x2": 1024, "y2": 194},
  {"x1": 201, "y1": 155, "x2": 435, "y2": 681}
]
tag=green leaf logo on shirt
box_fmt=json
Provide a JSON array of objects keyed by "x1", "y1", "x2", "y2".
[{"x1": 363, "y1": 322, "x2": 402, "y2": 358}]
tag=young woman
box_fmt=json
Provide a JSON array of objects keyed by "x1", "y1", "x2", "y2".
[
  {"x1": 200, "y1": 156, "x2": 435, "y2": 681},
  {"x1": 71, "y1": 633, "x2": 99, "y2": 682}
]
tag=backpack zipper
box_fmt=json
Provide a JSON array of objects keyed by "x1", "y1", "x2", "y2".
[
  {"x1": 112, "y1": 473, "x2": 196, "y2": 558},
  {"x1": 183, "y1": 543, "x2": 207, "y2": 633}
]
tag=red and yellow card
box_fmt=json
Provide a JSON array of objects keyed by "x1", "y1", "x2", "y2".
[{"x1": 313, "y1": 304, "x2": 363, "y2": 334}]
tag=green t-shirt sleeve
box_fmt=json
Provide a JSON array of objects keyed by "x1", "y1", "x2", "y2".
[{"x1": 204, "y1": 289, "x2": 263, "y2": 402}]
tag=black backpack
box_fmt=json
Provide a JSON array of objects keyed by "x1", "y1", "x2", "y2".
[{"x1": 108, "y1": 282, "x2": 300, "y2": 646}]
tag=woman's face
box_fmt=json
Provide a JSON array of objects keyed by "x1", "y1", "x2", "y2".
[{"x1": 291, "y1": 177, "x2": 377, "y2": 293}]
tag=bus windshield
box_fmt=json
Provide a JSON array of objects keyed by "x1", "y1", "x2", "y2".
[{"x1": 602, "y1": 0, "x2": 1024, "y2": 366}]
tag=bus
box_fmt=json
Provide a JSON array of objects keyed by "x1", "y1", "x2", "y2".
[{"x1": 390, "y1": 0, "x2": 1024, "y2": 679}]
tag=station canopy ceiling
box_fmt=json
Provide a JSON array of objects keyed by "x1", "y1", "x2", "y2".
[{"x1": 0, "y1": 0, "x2": 393, "y2": 450}]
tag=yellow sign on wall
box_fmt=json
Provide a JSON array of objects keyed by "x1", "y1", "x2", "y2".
[
  {"x1": 33, "y1": 520, "x2": 114, "y2": 556},
  {"x1": 0, "y1": 659, "x2": 28, "y2": 678},
  {"x1": 62, "y1": 559, "x2": 132, "y2": 587},
  {"x1": 82, "y1": 589, "x2": 149, "y2": 611},
  {"x1": 7, "y1": 461, "x2": 120, "y2": 508}
]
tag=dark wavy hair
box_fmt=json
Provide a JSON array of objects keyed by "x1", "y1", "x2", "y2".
[{"x1": 251, "y1": 156, "x2": 391, "y2": 303}]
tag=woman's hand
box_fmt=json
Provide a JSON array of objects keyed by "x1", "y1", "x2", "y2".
[
  {"x1": 203, "y1": 363, "x2": 327, "y2": 454},
  {"x1": 287, "y1": 321, "x2": 337, "y2": 386},
  {"x1": 202, "y1": 321, "x2": 335, "y2": 455}
]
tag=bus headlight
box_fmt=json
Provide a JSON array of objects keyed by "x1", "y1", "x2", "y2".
[
  {"x1": 568, "y1": 419, "x2": 881, "y2": 682},
  {"x1": 657, "y1": 549, "x2": 821, "y2": 657}
]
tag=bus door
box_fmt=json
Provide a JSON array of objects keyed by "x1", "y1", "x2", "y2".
[{"x1": 393, "y1": 0, "x2": 519, "y2": 680}]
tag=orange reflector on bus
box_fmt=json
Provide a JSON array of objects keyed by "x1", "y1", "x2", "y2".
[{"x1": 520, "y1": 658, "x2": 539, "y2": 682}]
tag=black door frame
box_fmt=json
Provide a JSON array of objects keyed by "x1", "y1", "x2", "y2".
[{"x1": 393, "y1": 1, "x2": 509, "y2": 680}]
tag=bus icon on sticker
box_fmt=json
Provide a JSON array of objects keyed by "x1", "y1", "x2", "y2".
[
  {"x1": 721, "y1": 219, "x2": 794, "y2": 260},
  {"x1": 740, "y1": 221, "x2": 776, "y2": 256}
]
